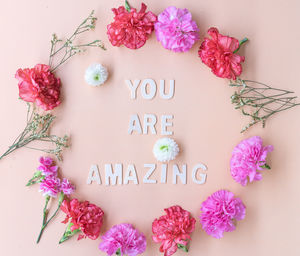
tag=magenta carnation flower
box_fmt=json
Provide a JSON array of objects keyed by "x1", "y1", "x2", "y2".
[
  {"x1": 39, "y1": 176, "x2": 61, "y2": 197},
  {"x1": 60, "y1": 178, "x2": 75, "y2": 195},
  {"x1": 200, "y1": 190, "x2": 246, "y2": 238},
  {"x1": 39, "y1": 156, "x2": 53, "y2": 166},
  {"x1": 230, "y1": 136, "x2": 273, "y2": 186},
  {"x1": 99, "y1": 223, "x2": 146, "y2": 256},
  {"x1": 37, "y1": 156, "x2": 58, "y2": 177},
  {"x1": 154, "y1": 6, "x2": 199, "y2": 52}
]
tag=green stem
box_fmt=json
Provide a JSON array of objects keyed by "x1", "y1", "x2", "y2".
[
  {"x1": 125, "y1": 0, "x2": 131, "y2": 12},
  {"x1": 0, "y1": 144, "x2": 17, "y2": 160},
  {"x1": 0, "y1": 105, "x2": 32, "y2": 161},
  {"x1": 43, "y1": 193, "x2": 64, "y2": 228},
  {"x1": 26, "y1": 171, "x2": 42, "y2": 186},
  {"x1": 233, "y1": 37, "x2": 249, "y2": 53},
  {"x1": 36, "y1": 196, "x2": 50, "y2": 243}
]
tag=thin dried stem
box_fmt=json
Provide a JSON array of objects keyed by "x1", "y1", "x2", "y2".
[
  {"x1": 49, "y1": 10, "x2": 106, "y2": 72},
  {"x1": 230, "y1": 78, "x2": 300, "y2": 132},
  {"x1": 0, "y1": 104, "x2": 68, "y2": 161}
]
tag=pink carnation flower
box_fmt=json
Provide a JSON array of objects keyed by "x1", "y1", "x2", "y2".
[
  {"x1": 60, "y1": 178, "x2": 75, "y2": 196},
  {"x1": 155, "y1": 6, "x2": 199, "y2": 52},
  {"x1": 61, "y1": 199, "x2": 104, "y2": 240},
  {"x1": 230, "y1": 136, "x2": 273, "y2": 186},
  {"x1": 152, "y1": 205, "x2": 196, "y2": 256},
  {"x1": 39, "y1": 156, "x2": 53, "y2": 166},
  {"x1": 39, "y1": 176, "x2": 61, "y2": 197},
  {"x1": 15, "y1": 64, "x2": 61, "y2": 111},
  {"x1": 200, "y1": 190, "x2": 246, "y2": 238},
  {"x1": 99, "y1": 223, "x2": 146, "y2": 256},
  {"x1": 107, "y1": 3, "x2": 157, "y2": 49},
  {"x1": 37, "y1": 156, "x2": 58, "y2": 177},
  {"x1": 199, "y1": 27, "x2": 245, "y2": 80}
]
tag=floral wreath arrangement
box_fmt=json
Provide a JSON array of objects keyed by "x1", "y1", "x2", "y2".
[{"x1": 1, "y1": 1, "x2": 297, "y2": 256}]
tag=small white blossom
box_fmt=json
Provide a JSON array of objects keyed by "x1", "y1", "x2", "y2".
[
  {"x1": 153, "y1": 138, "x2": 179, "y2": 162},
  {"x1": 85, "y1": 63, "x2": 108, "y2": 86}
]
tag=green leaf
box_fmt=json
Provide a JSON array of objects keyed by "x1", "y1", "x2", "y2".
[
  {"x1": 116, "y1": 249, "x2": 121, "y2": 255},
  {"x1": 125, "y1": 0, "x2": 131, "y2": 12},
  {"x1": 260, "y1": 163, "x2": 271, "y2": 169},
  {"x1": 177, "y1": 244, "x2": 189, "y2": 252},
  {"x1": 59, "y1": 222, "x2": 81, "y2": 244}
]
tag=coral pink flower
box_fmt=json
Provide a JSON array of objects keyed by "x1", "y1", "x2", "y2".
[
  {"x1": 39, "y1": 176, "x2": 61, "y2": 197},
  {"x1": 60, "y1": 178, "x2": 75, "y2": 195},
  {"x1": 199, "y1": 27, "x2": 245, "y2": 80},
  {"x1": 152, "y1": 205, "x2": 196, "y2": 256},
  {"x1": 155, "y1": 6, "x2": 199, "y2": 52},
  {"x1": 200, "y1": 190, "x2": 246, "y2": 238},
  {"x1": 61, "y1": 198, "x2": 104, "y2": 240},
  {"x1": 37, "y1": 156, "x2": 58, "y2": 177},
  {"x1": 230, "y1": 136, "x2": 273, "y2": 186},
  {"x1": 99, "y1": 223, "x2": 146, "y2": 256},
  {"x1": 107, "y1": 3, "x2": 157, "y2": 49},
  {"x1": 15, "y1": 64, "x2": 61, "y2": 110}
]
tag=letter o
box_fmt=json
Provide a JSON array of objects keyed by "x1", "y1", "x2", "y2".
[{"x1": 141, "y1": 79, "x2": 157, "y2": 100}]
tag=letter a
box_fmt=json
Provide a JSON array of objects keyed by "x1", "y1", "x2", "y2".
[{"x1": 87, "y1": 164, "x2": 101, "y2": 185}]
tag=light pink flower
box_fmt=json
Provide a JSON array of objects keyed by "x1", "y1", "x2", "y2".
[
  {"x1": 39, "y1": 176, "x2": 61, "y2": 197},
  {"x1": 155, "y1": 6, "x2": 199, "y2": 52},
  {"x1": 99, "y1": 223, "x2": 146, "y2": 256},
  {"x1": 60, "y1": 178, "x2": 75, "y2": 196},
  {"x1": 200, "y1": 190, "x2": 246, "y2": 238},
  {"x1": 230, "y1": 136, "x2": 273, "y2": 186}
]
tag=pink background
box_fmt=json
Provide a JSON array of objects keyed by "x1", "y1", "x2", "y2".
[{"x1": 0, "y1": 0, "x2": 300, "y2": 255}]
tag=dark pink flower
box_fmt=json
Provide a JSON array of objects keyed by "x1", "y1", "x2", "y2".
[
  {"x1": 37, "y1": 156, "x2": 58, "y2": 177},
  {"x1": 200, "y1": 190, "x2": 246, "y2": 238},
  {"x1": 199, "y1": 27, "x2": 245, "y2": 80},
  {"x1": 39, "y1": 156, "x2": 53, "y2": 166},
  {"x1": 39, "y1": 176, "x2": 61, "y2": 197},
  {"x1": 15, "y1": 64, "x2": 61, "y2": 110},
  {"x1": 107, "y1": 3, "x2": 157, "y2": 49},
  {"x1": 60, "y1": 178, "x2": 75, "y2": 195},
  {"x1": 61, "y1": 198, "x2": 104, "y2": 240},
  {"x1": 152, "y1": 205, "x2": 196, "y2": 256}
]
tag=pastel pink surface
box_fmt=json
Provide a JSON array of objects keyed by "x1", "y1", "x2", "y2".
[{"x1": 0, "y1": 0, "x2": 300, "y2": 256}]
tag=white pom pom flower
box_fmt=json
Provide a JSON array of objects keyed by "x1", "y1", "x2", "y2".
[
  {"x1": 153, "y1": 138, "x2": 179, "y2": 162},
  {"x1": 85, "y1": 63, "x2": 108, "y2": 86}
]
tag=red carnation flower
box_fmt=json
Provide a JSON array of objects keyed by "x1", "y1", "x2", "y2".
[
  {"x1": 15, "y1": 64, "x2": 61, "y2": 110},
  {"x1": 199, "y1": 27, "x2": 245, "y2": 80},
  {"x1": 61, "y1": 198, "x2": 104, "y2": 241},
  {"x1": 152, "y1": 205, "x2": 196, "y2": 256},
  {"x1": 107, "y1": 3, "x2": 157, "y2": 49}
]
